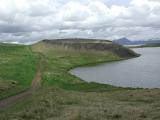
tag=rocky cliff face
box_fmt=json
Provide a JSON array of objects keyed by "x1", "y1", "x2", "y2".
[{"x1": 42, "y1": 38, "x2": 139, "y2": 58}]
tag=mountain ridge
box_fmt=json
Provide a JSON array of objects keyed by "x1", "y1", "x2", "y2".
[{"x1": 114, "y1": 38, "x2": 160, "y2": 45}]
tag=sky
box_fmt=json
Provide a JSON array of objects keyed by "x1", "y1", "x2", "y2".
[{"x1": 0, "y1": 0, "x2": 160, "y2": 44}]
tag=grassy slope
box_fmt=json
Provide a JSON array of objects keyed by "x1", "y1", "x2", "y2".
[
  {"x1": 32, "y1": 42, "x2": 124, "y2": 91},
  {"x1": 0, "y1": 42, "x2": 160, "y2": 120},
  {"x1": 0, "y1": 44, "x2": 39, "y2": 99}
]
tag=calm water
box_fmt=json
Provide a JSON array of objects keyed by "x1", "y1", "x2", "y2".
[{"x1": 70, "y1": 48, "x2": 160, "y2": 88}]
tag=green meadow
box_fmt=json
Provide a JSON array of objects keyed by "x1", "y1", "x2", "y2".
[{"x1": 0, "y1": 44, "x2": 39, "y2": 99}]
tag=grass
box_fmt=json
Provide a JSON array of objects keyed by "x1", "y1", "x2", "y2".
[
  {"x1": 31, "y1": 42, "x2": 122, "y2": 91},
  {"x1": 0, "y1": 42, "x2": 160, "y2": 120},
  {"x1": 0, "y1": 44, "x2": 39, "y2": 99},
  {"x1": 1, "y1": 87, "x2": 160, "y2": 120}
]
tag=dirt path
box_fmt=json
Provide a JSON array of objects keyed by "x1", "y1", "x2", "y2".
[{"x1": 0, "y1": 56, "x2": 44, "y2": 109}]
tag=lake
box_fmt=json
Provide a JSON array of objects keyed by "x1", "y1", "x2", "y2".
[{"x1": 70, "y1": 48, "x2": 160, "y2": 88}]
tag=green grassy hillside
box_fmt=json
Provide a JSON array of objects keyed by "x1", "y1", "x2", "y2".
[
  {"x1": 31, "y1": 41, "x2": 122, "y2": 90},
  {"x1": 0, "y1": 40, "x2": 159, "y2": 120},
  {"x1": 0, "y1": 44, "x2": 39, "y2": 99}
]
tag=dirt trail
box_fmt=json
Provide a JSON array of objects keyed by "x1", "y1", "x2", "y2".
[{"x1": 0, "y1": 56, "x2": 44, "y2": 109}]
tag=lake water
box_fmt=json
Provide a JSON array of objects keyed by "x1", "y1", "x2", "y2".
[{"x1": 70, "y1": 48, "x2": 160, "y2": 88}]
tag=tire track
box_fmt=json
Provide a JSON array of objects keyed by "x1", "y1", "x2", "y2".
[{"x1": 0, "y1": 56, "x2": 44, "y2": 109}]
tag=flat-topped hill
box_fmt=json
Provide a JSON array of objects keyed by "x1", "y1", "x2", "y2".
[
  {"x1": 41, "y1": 38, "x2": 139, "y2": 58},
  {"x1": 42, "y1": 38, "x2": 111, "y2": 43}
]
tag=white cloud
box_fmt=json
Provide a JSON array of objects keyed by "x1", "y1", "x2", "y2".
[
  {"x1": 60, "y1": 1, "x2": 90, "y2": 22},
  {"x1": 0, "y1": 0, "x2": 160, "y2": 43}
]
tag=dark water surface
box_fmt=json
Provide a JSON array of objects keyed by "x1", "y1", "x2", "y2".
[{"x1": 70, "y1": 48, "x2": 160, "y2": 88}]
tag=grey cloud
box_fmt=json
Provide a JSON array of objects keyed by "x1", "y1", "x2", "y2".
[
  {"x1": 0, "y1": 24, "x2": 32, "y2": 33},
  {"x1": 0, "y1": 0, "x2": 160, "y2": 44}
]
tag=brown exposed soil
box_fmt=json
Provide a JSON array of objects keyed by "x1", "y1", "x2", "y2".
[{"x1": 0, "y1": 56, "x2": 44, "y2": 109}]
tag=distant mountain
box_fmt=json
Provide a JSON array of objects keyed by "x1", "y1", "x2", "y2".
[
  {"x1": 113, "y1": 38, "x2": 132, "y2": 45},
  {"x1": 114, "y1": 38, "x2": 160, "y2": 45}
]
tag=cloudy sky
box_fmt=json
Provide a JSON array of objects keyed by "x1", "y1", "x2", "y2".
[{"x1": 0, "y1": 0, "x2": 160, "y2": 43}]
